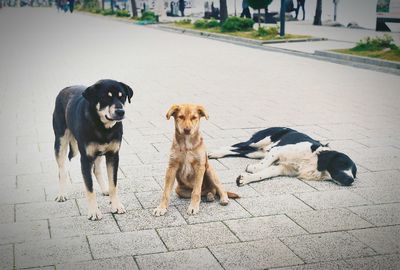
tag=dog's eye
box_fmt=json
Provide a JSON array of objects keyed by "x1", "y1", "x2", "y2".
[
  {"x1": 178, "y1": 115, "x2": 185, "y2": 120},
  {"x1": 191, "y1": 116, "x2": 197, "y2": 120},
  {"x1": 108, "y1": 92, "x2": 112, "y2": 97}
]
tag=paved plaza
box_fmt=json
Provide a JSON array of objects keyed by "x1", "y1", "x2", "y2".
[{"x1": 1, "y1": 8, "x2": 400, "y2": 270}]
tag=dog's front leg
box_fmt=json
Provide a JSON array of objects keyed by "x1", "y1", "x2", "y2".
[
  {"x1": 187, "y1": 165, "x2": 206, "y2": 215},
  {"x1": 81, "y1": 155, "x2": 102, "y2": 221},
  {"x1": 237, "y1": 165, "x2": 285, "y2": 186},
  {"x1": 154, "y1": 166, "x2": 178, "y2": 216},
  {"x1": 106, "y1": 152, "x2": 125, "y2": 214},
  {"x1": 246, "y1": 152, "x2": 278, "y2": 173}
]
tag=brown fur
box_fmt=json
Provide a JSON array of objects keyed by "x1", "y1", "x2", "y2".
[{"x1": 154, "y1": 104, "x2": 239, "y2": 216}]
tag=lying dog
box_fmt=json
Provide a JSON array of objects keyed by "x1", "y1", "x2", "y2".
[
  {"x1": 154, "y1": 104, "x2": 239, "y2": 216},
  {"x1": 209, "y1": 127, "x2": 357, "y2": 187},
  {"x1": 53, "y1": 79, "x2": 133, "y2": 220}
]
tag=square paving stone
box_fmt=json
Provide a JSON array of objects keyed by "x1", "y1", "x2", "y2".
[
  {"x1": 57, "y1": 256, "x2": 138, "y2": 270},
  {"x1": 157, "y1": 222, "x2": 239, "y2": 251},
  {"x1": 45, "y1": 183, "x2": 86, "y2": 201},
  {"x1": 224, "y1": 215, "x2": 307, "y2": 241},
  {"x1": 345, "y1": 254, "x2": 400, "y2": 270},
  {"x1": 286, "y1": 208, "x2": 373, "y2": 233},
  {"x1": 0, "y1": 204, "x2": 14, "y2": 224},
  {"x1": 0, "y1": 245, "x2": 13, "y2": 270},
  {"x1": 250, "y1": 177, "x2": 316, "y2": 196},
  {"x1": 120, "y1": 164, "x2": 168, "y2": 178},
  {"x1": 209, "y1": 238, "x2": 304, "y2": 270},
  {"x1": 294, "y1": 190, "x2": 371, "y2": 209},
  {"x1": 136, "y1": 248, "x2": 223, "y2": 270},
  {"x1": 351, "y1": 186, "x2": 400, "y2": 204},
  {"x1": 349, "y1": 225, "x2": 400, "y2": 254},
  {"x1": 88, "y1": 230, "x2": 166, "y2": 259},
  {"x1": 135, "y1": 190, "x2": 188, "y2": 209},
  {"x1": 349, "y1": 203, "x2": 400, "y2": 226},
  {"x1": 238, "y1": 195, "x2": 312, "y2": 216},
  {"x1": 17, "y1": 172, "x2": 60, "y2": 188},
  {"x1": 118, "y1": 176, "x2": 162, "y2": 193},
  {"x1": 50, "y1": 214, "x2": 120, "y2": 238},
  {"x1": 15, "y1": 236, "x2": 91, "y2": 268},
  {"x1": 16, "y1": 200, "x2": 80, "y2": 221},
  {"x1": 281, "y1": 231, "x2": 376, "y2": 263},
  {"x1": 115, "y1": 207, "x2": 186, "y2": 231},
  {"x1": 0, "y1": 220, "x2": 50, "y2": 244},
  {"x1": 0, "y1": 187, "x2": 45, "y2": 204},
  {"x1": 0, "y1": 174, "x2": 16, "y2": 189},
  {"x1": 176, "y1": 200, "x2": 251, "y2": 224}
]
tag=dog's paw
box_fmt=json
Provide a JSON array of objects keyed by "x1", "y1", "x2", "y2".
[
  {"x1": 207, "y1": 151, "x2": 223, "y2": 159},
  {"x1": 55, "y1": 194, "x2": 67, "y2": 202},
  {"x1": 220, "y1": 197, "x2": 229, "y2": 206},
  {"x1": 236, "y1": 174, "x2": 248, "y2": 187},
  {"x1": 102, "y1": 190, "x2": 109, "y2": 196},
  {"x1": 206, "y1": 192, "x2": 215, "y2": 202},
  {"x1": 186, "y1": 203, "x2": 200, "y2": 215},
  {"x1": 153, "y1": 206, "x2": 167, "y2": 216},
  {"x1": 245, "y1": 164, "x2": 257, "y2": 173},
  {"x1": 87, "y1": 207, "x2": 103, "y2": 221},
  {"x1": 111, "y1": 201, "x2": 126, "y2": 214}
]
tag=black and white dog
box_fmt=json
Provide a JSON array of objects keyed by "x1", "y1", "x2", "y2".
[
  {"x1": 208, "y1": 127, "x2": 357, "y2": 187},
  {"x1": 53, "y1": 79, "x2": 133, "y2": 221}
]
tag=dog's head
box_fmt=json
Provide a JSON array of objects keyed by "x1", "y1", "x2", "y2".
[
  {"x1": 82, "y1": 80, "x2": 133, "y2": 128},
  {"x1": 317, "y1": 150, "x2": 357, "y2": 186},
  {"x1": 166, "y1": 104, "x2": 209, "y2": 136}
]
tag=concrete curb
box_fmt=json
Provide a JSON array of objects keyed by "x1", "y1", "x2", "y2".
[
  {"x1": 315, "y1": 50, "x2": 400, "y2": 70},
  {"x1": 157, "y1": 24, "x2": 326, "y2": 46},
  {"x1": 154, "y1": 24, "x2": 400, "y2": 76}
]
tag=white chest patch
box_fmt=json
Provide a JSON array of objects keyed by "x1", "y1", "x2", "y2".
[
  {"x1": 85, "y1": 141, "x2": 120, "y2": 157},
  {"x1": 179, "y1": 152, "x2": 196, "y2": 179}
]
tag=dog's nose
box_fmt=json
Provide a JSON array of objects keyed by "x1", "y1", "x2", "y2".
[
  {"x1": 184, "y1": 128, "x2": 191, "y2": 134},
  {"x1": 115, "y1": 109, "x2": 125, "y2": 117}
]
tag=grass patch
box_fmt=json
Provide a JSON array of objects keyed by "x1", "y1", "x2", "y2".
[
  {"x1": 174, "y1": 20, "x2": 310, "y2": 41},
  {"x1": 332, "y1": 35, "x2": 400, "y2": 62}
]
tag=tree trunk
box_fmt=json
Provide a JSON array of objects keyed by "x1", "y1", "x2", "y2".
[
  {"x1": 130, "y1": 0, "x2": 137, "y2": 17},
  {"x1": 220, "y1": 0, "x2": 228, "y2": 22},
  {"x1": 101, "y1": 0, "x2": 104, "y2": 9},
  {"x1": 313, "y1": 0, "x2": 322, "y2": 25},
  {"x1": 258, "y1": 9, "x2": 261, "y2": 27}
]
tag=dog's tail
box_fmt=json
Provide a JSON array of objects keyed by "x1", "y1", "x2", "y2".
[{"x1": 227, "y1": 191, "x2": 240, "y2": 199}]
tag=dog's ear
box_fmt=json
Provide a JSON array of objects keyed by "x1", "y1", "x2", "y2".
[
  {"x1": 166, "y1": 105, "x2": 180, "y2": 120},
  {"x1": 197, "y1": 105, "x2": 209, "y2": 120},
  {"x1": 317, "y1": 150, "x2": 338, "y2": 171},
  {"x1": 82, "y1": 85, "x2": 98, "y2": 104},
  {"x1": 119, "y1": 82, "x2": 133, "y2": 103}
]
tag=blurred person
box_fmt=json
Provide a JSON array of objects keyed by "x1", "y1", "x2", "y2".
[
  {"x1": 178, "y1": 0, "x2": 185, "y2": 16},
  {"x1": 240, "y1": 0, "x2": 251, "y2": 18},
  {"x1": 295, "y1": 0, "x2": 305, "y2": 20}
]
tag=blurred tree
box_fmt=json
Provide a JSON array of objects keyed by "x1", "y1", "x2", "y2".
[
  {"x1": 220, "y1": 0, "x2": 228, "y2": 22},
  {"x1": 313, "y1": 0, "x2": 322, "y2": 25},
  {"x1": 130, "y1": 0, "x2": 137, "y2": 17},
  {"x1": 248, "y1": 0, "x2": 273, "y2": 27}
]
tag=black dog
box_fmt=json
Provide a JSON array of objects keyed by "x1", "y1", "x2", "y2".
[
  {"x1": 208, "y1": 127, "x2": 357, "y2": 186},
  {"x1": 53, "y1": 79, "x2": 133, "y2": 220}
]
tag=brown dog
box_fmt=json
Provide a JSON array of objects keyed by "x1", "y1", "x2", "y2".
[{"x1": 153, "y1": 104, "x2": 239, "y2": 216}]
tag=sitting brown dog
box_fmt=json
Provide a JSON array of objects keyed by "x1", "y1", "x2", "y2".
[{"x1": 153, "y1": 104, "x2": 239, "y2": 216}]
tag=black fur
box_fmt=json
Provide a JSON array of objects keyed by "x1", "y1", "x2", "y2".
[
  {"x1": 317, "y1": 150, "x2": 357, "y2": 186},
  {"x1": 53, "y1": 79, "x2": 133, "y2": 193}
]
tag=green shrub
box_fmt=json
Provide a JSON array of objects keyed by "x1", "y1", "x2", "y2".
[
  {"x1": 176, "y1": 19, "x2": 192, "y2": 25},
  {"x1": 221, "y1": 16, "x2": 254, "y2": 32},
  {"x1": 353, "y1": 34, "x2": 398, "y2": 51},
  {"x1": 140, "y1": 11, "x2": 157, "y2": 21},
  {"x1": 206, "y1": 19, "x2": 220, "y2": 28},
  {"x1": 90, "y1": 7, "x2": 102, "y2": 13},
  {"x1": 101, "y1": 9, "x2": 115, "y2": 16},
  {"x1": 116, "y1": 10, "x2": 130, "y2": 17},
  {"x1": 194, "y1": 19, "x2": 207, "y2": 29},
  {"x1": 253, "y1": 26, "x2": 279, "y2": 37}
]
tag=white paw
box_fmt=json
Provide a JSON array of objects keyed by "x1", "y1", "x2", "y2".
[
  {"x1": 219, "y1": 198, "x2": 229, "y2": 206},
  {"x1": 236, "y1": 174, "x2": 248, "y2": 187},
  {"x1": 245, "y1": 164, "x2": 257, "y2": 173},
  {"x1": 153, "y1": 206, "x2": 168, "y2": 216},
  {"x1": 207, "y1": 151, "x2": 223, "y2": 159},
  {"x1": 186, "y1": 203, "x2": 200, "y2": 215},
  {"x1": 87, "y1": 207, "x2": 103, "y2": 221},
  {"x1": 111, "y1": 201, "x2": 126, "y2": 214},
  {"x1": 206, "y1": 192, "x2": 215, "y2": 202},
  {"x1": 55, "y1": 194, "x2": 67, "y2": 202}
]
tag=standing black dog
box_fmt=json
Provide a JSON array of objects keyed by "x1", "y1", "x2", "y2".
[{"x1": 53, "y1": 79, "x2": 133, "y2": 221}]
